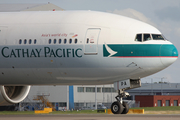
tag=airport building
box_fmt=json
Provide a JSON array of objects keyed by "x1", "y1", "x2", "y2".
[
  {"x1": 136, "y1": 95, "x2": 180, "y2": 107},
  {"x1": 19, "y1": 82, "x2": 180, "y2": 111},
  {"x1": 130, "y1": 83, "x2": 180, "y2": 107},
  {"x1": 21, "y1": 84, "x2": 118, "y2": 110}
]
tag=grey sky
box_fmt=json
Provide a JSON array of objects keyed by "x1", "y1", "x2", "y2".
[
  {"x1": 156, "y1": 6, "x2": 180, "y2": 21},
  {"x1": 0, "y1": 0, "x2": 180, "y2": 83}
]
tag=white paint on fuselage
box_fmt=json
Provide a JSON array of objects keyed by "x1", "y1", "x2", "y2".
[{"x1": 0, "y1": 11, "x2": 177, "y2": 85}]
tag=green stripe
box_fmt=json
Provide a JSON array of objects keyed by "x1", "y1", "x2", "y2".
[{"x1": 103, "y1": 44, "x2": 178, "y2": 57}]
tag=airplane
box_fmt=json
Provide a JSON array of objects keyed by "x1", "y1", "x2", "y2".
[{"x1": 0, "y1": 10, "x2": 178, "y2": 114}]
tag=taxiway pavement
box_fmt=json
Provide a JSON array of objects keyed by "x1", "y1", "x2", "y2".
[{"x1": 1, "y1": 114, "x2": 180, "y2": 120}]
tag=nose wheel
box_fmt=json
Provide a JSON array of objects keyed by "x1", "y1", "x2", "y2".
[
  {"x1": 111, "y1": 89, "x2": 130, "y2": 114},
  {"x1": 111, "y1": 101, "x2": 123, "y2": 114},
  {"x1": 121, "y1": 102, "x2": 129, "y2": 114},
  {"x1": 111, "y1": 101, "x2": 129, "y2": 114}
]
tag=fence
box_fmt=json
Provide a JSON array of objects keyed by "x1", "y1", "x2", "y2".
[{"x1": 74, "y1": 100, "x2": 140, "y2": 110}]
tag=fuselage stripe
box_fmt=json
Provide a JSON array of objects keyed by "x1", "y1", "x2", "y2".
[{"x1": 113, "y1": 56, "x2": 178, "y2": 58}]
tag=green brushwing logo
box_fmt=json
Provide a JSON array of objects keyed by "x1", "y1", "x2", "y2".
[{"x1": 103, "y1": 43, "x2": 117, "y2": 57}]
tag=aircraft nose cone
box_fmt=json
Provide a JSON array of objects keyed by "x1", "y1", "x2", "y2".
[{"x1": 160, "y1": 44, "x2": 178, "y2": 67}]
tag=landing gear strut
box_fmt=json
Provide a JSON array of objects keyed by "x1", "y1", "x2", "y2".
[{"x1": 111, "y1": 79, "x2": 141, "y2": 114}]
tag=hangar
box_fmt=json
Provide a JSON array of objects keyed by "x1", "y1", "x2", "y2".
[{"x1": 136, "y1": 95, "x2": 180, "y2": 107}]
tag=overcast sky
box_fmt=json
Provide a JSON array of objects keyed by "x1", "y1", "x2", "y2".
[{"x1": 0, "y1": 0, "x2": 180, "y2": 83}]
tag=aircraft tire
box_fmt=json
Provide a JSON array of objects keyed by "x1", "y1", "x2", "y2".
[
  {"x1": 121, "y1": 102, "x2": 129, "y2": 114},
  {"x1": 111, "y1": 101, "x2": 123, "y2": 114}
]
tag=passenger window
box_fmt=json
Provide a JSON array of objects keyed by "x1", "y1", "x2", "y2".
[
  {"x1": 34, "y1": 39, "x2": 37, "y2": 44},
  {"x1": 29, "y1": 39, "x2": 32, "y2": 44},
  {"x1": 54, "y1": 39, "x2": 56, "y2": 44},
  {"x1": 19, "y1": 39, "x2": 22, "y2": 44},
  {"x1": 69, "y1": 39, "x2": 72, "y2": 44},
  {"x1": 135, "y1": 34, "x2": 142, "y2": 42},
  {"x1": 64, "y1": 39, "x2": 67, "y2": 44},
  {"x1": 59, "y1": 39, "x2": 61, "y2": 44},
  {"x1": 24, "y1": 39, "x2": 27, "y2": 44},
  {"x1": 144, "y1": 34, "x2": 151, "y2": 41},
  {"x1": 75, "y1": 39, "x2": 78, "y2": 44},
  {"x1": 152, "y1": 34, "x2": 164, "y2": 40},
  {"x1": 49, "y1": 39, "x2": 51, "y2": 44}
]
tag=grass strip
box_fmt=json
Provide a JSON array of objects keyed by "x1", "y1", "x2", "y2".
[
  {"x1": 0, "y1": 110, "x2": 104, "y2": 115},
  {"x1": 130, "y1": 106, "x2": 180, "y2": 111},
  {"x1": 1, "y1": 107, "x2": 180, "y2": 115}
]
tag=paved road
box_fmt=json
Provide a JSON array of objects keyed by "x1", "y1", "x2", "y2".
[{"x1": 1, "y1": 114, "x2": 180, "y2": 120}]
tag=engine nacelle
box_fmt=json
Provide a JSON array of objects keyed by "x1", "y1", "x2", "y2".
[{"x1": 0, "y1": 86, "x2": 31, "y2": 106}]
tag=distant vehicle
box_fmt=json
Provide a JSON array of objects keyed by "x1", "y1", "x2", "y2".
[
  {"x1": 58, "y1": 107, "x2": 67, "y2": 111},
  {"x1": 81, "y1": 106, "x2": 93, "y2": 110},
  {"x1": 93, "y1": 103, "x2": 107, "y2": 109}
]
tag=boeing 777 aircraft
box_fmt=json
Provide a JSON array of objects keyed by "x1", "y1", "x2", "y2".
[{"x1": 0, "y1": 11, "x2": 178, "y2": 114}]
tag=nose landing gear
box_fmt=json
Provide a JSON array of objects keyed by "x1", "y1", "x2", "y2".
[
  {"x1": 111, "y1": 79, "x2": 141, "y2": 114},
  {"x1": 111, "y1": 89, "x2": 130, "y2": 114}
]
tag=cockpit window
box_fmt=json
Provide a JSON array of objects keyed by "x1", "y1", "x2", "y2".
[
  {"x1": 135, "y1": 34, "x2": 142, "y2": 42},
  {"x1": 152, "y1": 34, "x2": 164, "y2": 40},
  {"x1": 135, "y1": 33, "x2": 165, "y2": 42},
  {"x1": 144, "y1": 34, "x2": 151, "y2": 41}
]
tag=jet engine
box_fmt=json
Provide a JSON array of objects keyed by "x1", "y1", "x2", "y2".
[{"x1": 0, "y1": 86, "x2": 31, "y2": 106}]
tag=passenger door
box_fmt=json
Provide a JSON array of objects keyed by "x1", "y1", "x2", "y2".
[{"x1": 84, "y1": 28, "x2": 101, "y2": 55}]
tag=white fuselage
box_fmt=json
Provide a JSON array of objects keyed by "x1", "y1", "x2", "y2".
[{"x1": 0, "y1": 11, "x2": 178, "y2": 85}]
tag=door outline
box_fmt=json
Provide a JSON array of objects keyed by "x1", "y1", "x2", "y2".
[{"x1": 84, "y1": 28, "x2": 101, "y2": 55}]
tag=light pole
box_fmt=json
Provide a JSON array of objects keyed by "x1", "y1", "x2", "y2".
[
  {"x1": 95, "y1": 85, "x2": 97, "y2": 110},
  {"x1": 151, "y1": 78, "x2": 153, "y2": 95},
  {"x1": 161, "y1": 77, "x2": 166, "y2": 95},
  {"x1": 111, "y1": 84, "x2": 112, "y2": 103}
]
